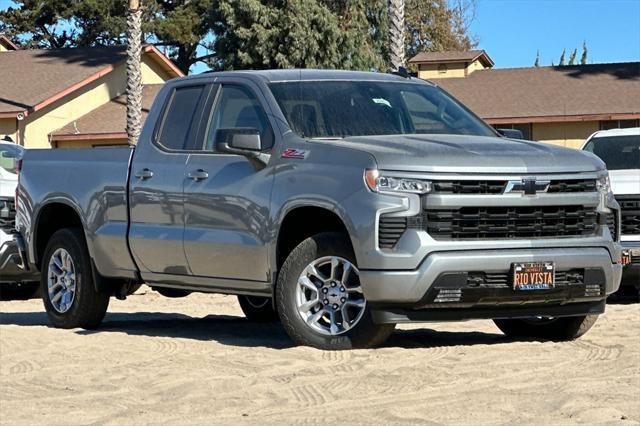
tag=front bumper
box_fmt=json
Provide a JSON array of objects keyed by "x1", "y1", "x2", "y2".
[
  {"x1": 620, "y1": 241, "x2": 640, "y2": 287},
  {"x1": 0, "y1": 234, "x2": 39, "y2": 283},
  {"x1": 360, "y1": 247, "x2": 622, "y2": 307}
]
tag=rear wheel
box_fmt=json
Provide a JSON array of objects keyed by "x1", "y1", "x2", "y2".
[
  {"x1": 276, "y1": 232, "x2": 395, "y2": 349},
  {"x1": 237, "y1": 295, "x2": 278, "y2": 322},
  {"x1": 41, "y1": 228, "x2": 110, "y2": 329},
  {"x1": 494, "y1": 315, "x2": 598, "y2": 341}
]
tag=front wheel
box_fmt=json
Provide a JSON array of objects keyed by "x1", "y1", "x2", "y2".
[
  {"x1": 493, "y1": 315, "x2": 599, "y2": 341},
  {"x1": 276, "y1": 232, "x2": 395, "y2": 350},
  {"x1": 41, "y1": 228, "x2": 110, "y2": 329}
]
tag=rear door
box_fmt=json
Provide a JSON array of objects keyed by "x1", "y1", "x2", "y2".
[
  {"x1": 129, "y1": 83, "x2": 214, "y2": 274},
  {"x1": 182, "y1": 82, "x2": 276, "y2": 282}
]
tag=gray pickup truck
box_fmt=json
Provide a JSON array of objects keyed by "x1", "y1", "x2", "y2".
[{"x1": 15, "y1": 70, "x2": 624, "y2": 349}]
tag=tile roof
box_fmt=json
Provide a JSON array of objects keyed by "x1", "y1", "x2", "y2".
[
  {"x1": 0, "y1": 46, "x2": 128, "y2": 114},
  {"x1": 50, "y1": 84, "x2": 163, "y2": 140},
  {"x1": 0, "y1": 35, "x2": 18, "y2": 50},
  {"x1": 432, "y1": 62, "x2": 640, "y2": 121},
  {"x1": 0, "y1": 45, "x2": 182, "y2": 116}
]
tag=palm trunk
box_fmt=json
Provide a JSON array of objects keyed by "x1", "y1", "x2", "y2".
[
  {"x1": 126, "y1": 0, "x2": 143, "y2": 145},
  {"x1": 388, "y1": 0, "x2": 405, "y2": 71}
]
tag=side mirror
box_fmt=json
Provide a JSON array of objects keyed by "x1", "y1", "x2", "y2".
[
  {"x1": 215, "y1": 128, "x2": 270, "y2": 170},
  {"x1": 216, "y1": 128, "x2": 263, "y2": 153},
  {"x1": 497, "y1": 128, "x2": 524, "y2": 139}
]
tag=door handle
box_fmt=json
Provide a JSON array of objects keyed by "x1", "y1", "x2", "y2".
[
  {"x1": 135, "y1": 168, "x2": 154, "y2": 180},
  {"x1": 187, "y1": 169, "x2": 209, "y2": 181}
]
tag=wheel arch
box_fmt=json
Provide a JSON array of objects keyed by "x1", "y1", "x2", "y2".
[
  {"x1": 32, "y1": 200, "x2": 86, "y2": 270},
  {"x1": 275, "y1": 204, "x2": 356, "y2": 272}
]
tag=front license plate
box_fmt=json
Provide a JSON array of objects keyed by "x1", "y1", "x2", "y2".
[{"x1": 512, "y1": 262, "x2": 555, "y2": 290}]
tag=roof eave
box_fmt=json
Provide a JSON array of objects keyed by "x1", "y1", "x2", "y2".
[
  {"x1": 485, "y1": 112, "x2": 640, "y2": 124},
  {"x1": 49, "y1": 132, "x2": 127, "y2": 141}
]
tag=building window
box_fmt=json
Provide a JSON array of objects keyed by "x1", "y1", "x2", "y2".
[
  {"x1": 493, "y1": 123, "x2": 532, "y2": 140},
  {"x1": 438, "y1": 64, "x2": 448, "y2": 74},
  {"x1": 599, "y1": 119, "x2": 639, "y2": 130}
]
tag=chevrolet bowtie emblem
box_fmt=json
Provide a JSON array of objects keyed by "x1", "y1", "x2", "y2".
[{"x1": 504, "y1": 178, "x2": 550, "y2": 195}]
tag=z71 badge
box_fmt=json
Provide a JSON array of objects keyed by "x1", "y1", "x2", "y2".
[{"x1": 281, "y1": 148, "x2": 308, "y2": 159}]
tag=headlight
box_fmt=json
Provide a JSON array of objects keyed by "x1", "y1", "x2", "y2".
[
  {"x1": 596, "y1": 173, "x2": 611, "y2": 195},
  {"x1": 364, "y1": 169, "x2": 432, "y2": 194}
]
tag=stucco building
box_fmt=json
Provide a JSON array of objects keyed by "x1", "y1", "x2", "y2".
[
  {"x1": 0, "y1": 41, "x2": 182, "y2": 149},
  {"x1": 410, "y1": 50, "x2": 640, "y2": 148}
]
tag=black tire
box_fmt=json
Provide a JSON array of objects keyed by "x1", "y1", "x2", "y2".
[
  {"x1": 276, "y1": 232, "x2": 395, "y2": 350},
  {"x1": 154, "y1": 287, "x2": 191, "y2": 298},
  {"x1": 238, "y1": 295, "x2": 279, "y2": 322},
  {"x1": 0, "y1": 281, "x2": 40, "y2": 301},
  {"x1": 41, "y1": 228, "x2": 110, "y2": 329},
  {"x1": 494, "y1": 315, "x2": 599, "y2": 341}
]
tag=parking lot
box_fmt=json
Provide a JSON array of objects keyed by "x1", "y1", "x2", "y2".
[{"x1": 1, "y1": 289, "x2": 638, "y2": 425}]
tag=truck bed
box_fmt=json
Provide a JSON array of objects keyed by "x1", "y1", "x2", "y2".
[{"x1": 18, "y1": 146, "x2": 137, "y2": 279}]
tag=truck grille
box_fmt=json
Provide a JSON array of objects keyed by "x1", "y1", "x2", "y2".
[
  {"x1": 616, "y1": 195, "x2": 640, "y2": 235},
  {"x1": 0, "y1": 198, "x2": 16, "y2": 233},
  {"x1": 425, "y1": 205, "x2": 598, "y2": 240},
  {"x1": 431, "y1": 179, "x2": 596, "y2": 194}
]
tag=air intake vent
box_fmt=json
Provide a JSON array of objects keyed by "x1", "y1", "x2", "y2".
[
  {"x1": 378, "y1": 215, "x2": 407, "y2": 249},
  {"x1": 585, "y1": 284, "x2": 602, "y2": 297},
  {"x1": 434, "y1": 289, "x2": 462, "y2": 303}
]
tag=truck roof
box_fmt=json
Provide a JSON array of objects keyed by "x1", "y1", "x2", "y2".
[
  {"x1": 181, "y1": 69, "x2": 432, "y2": 84},
  {"x1": 588, "y1": 127, "x2": 640, "y2": 139}
]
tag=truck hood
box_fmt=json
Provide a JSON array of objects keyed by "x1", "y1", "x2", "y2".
[
  {"x1": 609, "y1": 169, "x2": 640, "y2": 195},
  {"x1": 0, "y1": 167, "x2": 18, "y2": 199},
  {"x1": 316, "y1": 134, "x2": 605, "y2": 174}
]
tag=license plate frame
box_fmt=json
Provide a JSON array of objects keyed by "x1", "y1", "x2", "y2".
[{"x1": 512, "y1": 262, "x2": 555, "y2": 290}]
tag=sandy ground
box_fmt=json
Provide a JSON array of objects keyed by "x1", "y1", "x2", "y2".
[{"x1": 1, "y1": 288, "x2": 639, "y2": 426}]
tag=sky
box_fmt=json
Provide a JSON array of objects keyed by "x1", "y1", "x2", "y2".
[
  {"x1": 469, "y1": 0, "x2": 640, "y2": 68},
  {"x1": 1, "y1": 0, "x2": 639, "y2": 73}
]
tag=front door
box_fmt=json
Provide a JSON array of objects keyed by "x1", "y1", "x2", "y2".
[
  {"x1": 182, "y1": 83, "x2": 275, "y2": 282},
  {"x1": 129, "y1": 83, "x2": 211, "y2": 275}
]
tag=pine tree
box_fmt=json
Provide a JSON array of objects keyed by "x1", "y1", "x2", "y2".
[
  {"x1": 558, "y1": 49, "x2": 566, "y2": 66},
  {"x1": 405, "y1": 0, "x2": 478, "y2": 59},
  {"x1": 534, "y1": 50, "x2": 540, "y2": 67},
  {"x1": 0, "y1": 0, "x2": 213, "y2": 74},
  {"x1": 568, "y1": 48, "x2": 577, "y2": 65},
  {"x1": 580, "y1": 41, "x2": 588, "y2": 64}
]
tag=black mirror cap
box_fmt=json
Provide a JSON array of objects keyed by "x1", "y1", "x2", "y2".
[
  {"x1": 497, "y1": 128, "x2": 524, "y2": 139},
  {"x1": 216, "y1": 128, "x2": 262, "y2": 153}
]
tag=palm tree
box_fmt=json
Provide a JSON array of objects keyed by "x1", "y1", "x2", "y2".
[
  {"x1": 388, "y1": 0, "x2": 405, "y2": 71},
  {"x1": 126, "y1": 0, "x2": 143, "y2": 145}
]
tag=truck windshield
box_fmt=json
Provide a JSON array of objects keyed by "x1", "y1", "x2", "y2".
[
  {"x1": 583, "y1": 135, "x2": 640, "y2": 170},
  {"x1": 269, "y1": 80, "x2": 496, "y2": 139},
  {"x1": 0, "y1": 143, "x2": 23, "y2": 174}
]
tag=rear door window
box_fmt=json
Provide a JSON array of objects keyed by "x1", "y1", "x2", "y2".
[{"x1": 156, "y1": 85, "x2": 206, "y2": 150}]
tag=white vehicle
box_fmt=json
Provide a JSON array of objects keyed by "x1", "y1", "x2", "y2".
[
  {"x1": 582, "y1": 128, "x2": 640, "y2": 291},
  {"x1": 1, "y1": 140, "x2": 39, "y2": 297}
]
